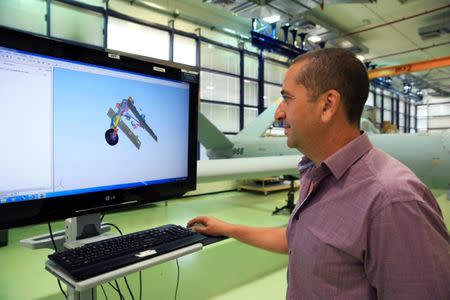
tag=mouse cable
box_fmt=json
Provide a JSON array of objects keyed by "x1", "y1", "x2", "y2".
[{"x1": 175, "y1": 258, "x2": 180, "y2": 300}]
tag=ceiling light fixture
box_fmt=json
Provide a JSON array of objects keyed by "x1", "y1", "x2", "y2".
[
  {"x1": 403, "y1": 82, "x2": 412, "y2": 93},
  {"x1": 223, "y1": 27, "x2": 236, "y2": 35},
  {"x1": 263, "y1": 15, "x2": 280, "y2": 24},
  {"x1": 140, "y1": 1, "x2": 166, "y2": 11},
  {"x1": 307, "y1": 35, "x2": 321, "y2": 43}
]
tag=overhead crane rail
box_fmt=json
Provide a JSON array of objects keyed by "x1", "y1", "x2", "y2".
[{"x1": 368, "y1": 56, "x2": 450, "y2": 79}]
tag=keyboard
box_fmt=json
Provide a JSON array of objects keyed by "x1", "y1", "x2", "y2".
[{"x1": 48, "y1": 224, "x2": 206, "y2": 281}]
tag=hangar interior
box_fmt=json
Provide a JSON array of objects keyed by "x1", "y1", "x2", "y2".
[{"x1": 0, "y1": 0, "x2": 449, "y2": 299}]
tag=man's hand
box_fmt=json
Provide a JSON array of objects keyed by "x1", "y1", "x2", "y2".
[
  {"x1": 187, "y1": 216, "x2": 288, "y2": 254},
  {"x1": 187, "y1": 216, "x2": 233, "y2": 237}
]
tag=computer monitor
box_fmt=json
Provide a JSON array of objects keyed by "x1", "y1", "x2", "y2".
[{"x1": 0, "y1": 27, "x2": 199, "y2": 229}]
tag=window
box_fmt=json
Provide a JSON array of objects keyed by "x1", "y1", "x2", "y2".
[
  {"x1": 417, "y1": 118, "x2": 427, "y2": 132},
  {"x1": 366, "y1": 91, "x2": 375, "y2": 107},
  {"x1": 428, "y1": 116, "x2": 450, "y2": 129},
  {"x1": 0, "y1": 0, "x2": 46, "y2": 34},
  {"x1": 244, "y1": 80, "x2": 258, "y2": 106},
  {"x1": 244, "y1": 54, "x2": 258, "y2": 79},
  {"x1": 200, "y1": 71, "x2": 239, "y2": 104},
  {"x1": 384, "y1": 96, "x2": 392, "y2": 110},
  {"x1": 417, "y1": 105, "x2": 427, "y2": 117},
  {"x1": 201, "y1": 42, "x2": 239, "y2": 75},
  {"x1": 108, "y1": 17, "x2": 169, "y2": 60},
  {"x1": 428, "y1": 104, "x2": 450, "y2": 116},
  {"x1": 174, "y1": 34, "x2": 196, "y2": 66},
  {"x1": 399, "y1": 101, "x2": 405, "y2": 114},
  {"x1": 244, "y1": 107, "x2": 258, "y2": 127},
  {"x1": 264, "y1": 83, "x2": 282, "y2": 108},
  {"x1": 376, "y1": 108, "x2": 381, "y2": 124},
  {"x1": 399, "y1": 114, "x2": 405, "y2": 128},
  {"x1": 200, "y1": 102, "x2": 239, "y2": 133},
  {"x1": 264, "y1": 60, "x2": 287, "y2": 84},
  {"x1": 52, "y1": 2, "x2": 103, "y2": 47},
  {"x1": 384, "y1": 110, "x2": 392, "y2": 122}
]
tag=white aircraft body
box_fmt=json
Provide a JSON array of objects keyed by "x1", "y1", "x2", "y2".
[{"x1": 197, "y1": 102, "x2": 450, "y2": 189}]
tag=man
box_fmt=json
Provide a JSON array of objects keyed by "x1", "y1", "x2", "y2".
[{"x1": 188, "y1": 48, "x2": 450, "y2": 299}]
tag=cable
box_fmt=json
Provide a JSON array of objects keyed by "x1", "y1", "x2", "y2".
[
  {"x1": 57, "y1": 280, "x2": 67, "y2": 299},
  {"x1": 104, "y1": 222, "x2": 133, "y2": 300},
  {"x1": 100, "y1": 222, "x2": 142, "y2": 299},
  {"x1": 47, "y1": 222, "x2": 58, "y2": 251},
  {"x1": 103, "y1": 222, "x2": 123, "y2": 236},
  {"x1": 174, "y1": 258, "x2": 180, "y2": 300},
  {"x1": 100, "y1": 284, "x2": 109, "y2": 300},
  {"x1": 139, "y1": 271, "x2": 143, "y2": 300},
  {"x1": 107, "y1": 282, "x2": 120, "y2": 293},
  {"x1": 48, "y1": 222, "x2": 68, "y2": 299},
  {"x1": 108, "y1": 281, "x2": 125, "y2": 300},
  {"x1": 115, "y1": 280, "x2": 125, "y2": 300},
  {"x1": 124, "y1": 276, "x2": 135, "y2": 300}
]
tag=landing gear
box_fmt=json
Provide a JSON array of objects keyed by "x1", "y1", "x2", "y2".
[
  {"x1": 272, "y1": 175, "x2": 298, "y2": 215},
  {"x1": 105, "y1": 128, "x2": 119, "y2": 146}
]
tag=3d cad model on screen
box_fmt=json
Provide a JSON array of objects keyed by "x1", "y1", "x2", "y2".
[{"x1": 105, "y1": 96, "x2": 158, "y2": 149}]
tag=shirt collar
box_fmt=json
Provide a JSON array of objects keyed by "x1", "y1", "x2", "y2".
[
  {"x1": 323, "y1": 131, "x2": 373, "y2": 180},
  {"x1": 298, "y1": 156, "x2": 314, "y2": 175}
]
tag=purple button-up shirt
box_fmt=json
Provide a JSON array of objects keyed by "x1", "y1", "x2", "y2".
[{"x1": 286, "y1": 133, "x2": 450, "y2": 299}]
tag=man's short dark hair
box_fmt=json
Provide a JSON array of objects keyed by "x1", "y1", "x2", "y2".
[{"x1": 292, "y1": 48, "x2": 369, "y2": 125}]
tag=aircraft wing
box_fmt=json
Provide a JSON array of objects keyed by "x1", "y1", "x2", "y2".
[
  {"x1": 127, "y1": 102, "x2": 158, "y2": 142},
  {"x1": 234, "y1": 98, "x2": 282, "y2": 139},
  {"x1": 197, "y1": 155, "x2": 301, "y2": 183},
  {"x1": 198, "y1": 112, "x2": 234, "y2": 150},
  {"x1": 108, "y1": 108, "x2": 141, "y2": 149}
]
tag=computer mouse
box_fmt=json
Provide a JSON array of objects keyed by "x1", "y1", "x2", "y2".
[{"x1": 189, "y1": 222, "x2": 206, "y2": 229}]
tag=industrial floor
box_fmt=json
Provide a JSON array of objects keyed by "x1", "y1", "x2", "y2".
[{"x1": 0, "y1": 188, "x2": 448, "y2": 300}]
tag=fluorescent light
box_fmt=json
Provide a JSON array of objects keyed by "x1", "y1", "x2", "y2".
[
  {"x1": 140, "y1": 0, "x2": 166, "y2": 10},
  {"x1": 339, "y1": 40, "x2": 353, "y2": 48},
  {"x1": 356, "y1": 54, "x2": 365, "y2": 61},
  {"x1": 307, "y1": 35, "x2": 321, "y2": 43},
  {"x1": 263, "y1": 15, "x2": 280, "y2": 24},
  {"x1": 223, "y1": 28, "x2": 236, "y2": 34}
]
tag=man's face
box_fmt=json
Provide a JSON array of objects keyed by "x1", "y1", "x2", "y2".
[{"x1": 275, "y1": 62, "x2": 322, "y2": 152}]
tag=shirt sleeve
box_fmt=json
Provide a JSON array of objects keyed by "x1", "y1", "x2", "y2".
[{"x1": 365, "y1": 199, "x2": 450, "y2": 300}]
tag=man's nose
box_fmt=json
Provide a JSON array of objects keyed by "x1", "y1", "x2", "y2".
[{"x1": 274, "y1": 102, "x2": 285, "y2": 121}]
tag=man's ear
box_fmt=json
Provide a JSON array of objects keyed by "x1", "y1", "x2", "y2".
[{"x1": 320, "y1": 89, "x2": 341, "y2": 123}]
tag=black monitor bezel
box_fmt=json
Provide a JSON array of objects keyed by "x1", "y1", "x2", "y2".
[{"x1": 0, "y1": 27, "x2": 198, "y2": 229}]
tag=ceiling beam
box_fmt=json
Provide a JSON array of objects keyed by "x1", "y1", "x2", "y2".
[{"x1": 368, "y1": 56, "x2": 450, "y2": 79}]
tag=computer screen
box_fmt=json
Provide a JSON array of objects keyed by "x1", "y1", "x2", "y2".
[{"x1": 0, "y1": 27, "x2": 198, "y2": 229}]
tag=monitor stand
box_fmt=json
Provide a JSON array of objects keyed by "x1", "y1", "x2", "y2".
[
  {"x1": 21, "y1": 213, "x2": 113, "y2": 300},
  {"x1": 0, "y1": 229, "x2": 8, "y2": 247}
]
